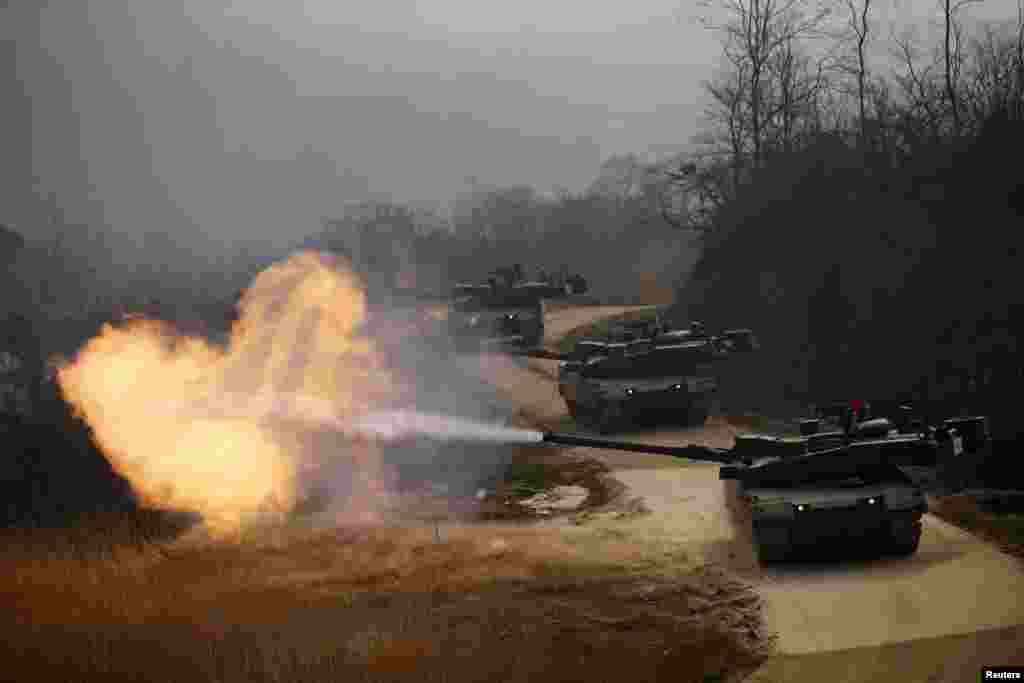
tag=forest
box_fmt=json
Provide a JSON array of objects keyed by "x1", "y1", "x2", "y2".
[{"x1": 670, "y1": 0, "x2": 1023, "y2": 439}]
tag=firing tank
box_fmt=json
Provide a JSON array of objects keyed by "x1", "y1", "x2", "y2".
[
  {"x1": 538, "y1": 430, "x2": 928, "y2": 563},
  {"x1": 536, "y1": 409, "x2": 990, "y2": 563},
  {"x1": 553, "y1": 325, "x2": 758, "y2": 433},
  {"x1": 718, "y1": 438, "x2": 929, "y2": 562},
  {"x1": 712, "y1": 407, "x2": 987, "y2": 561},
  {"x1": 540, "y1": 404, "x2": 991, "y2": 562}
]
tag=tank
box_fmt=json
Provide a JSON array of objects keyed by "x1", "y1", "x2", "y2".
[
  {"x1": 555, "y1": 327, "x2": 758, "y2": 433},
  {"x1": 538, "y1": 412, "x2": 990, "y2": 564},
  {"x1": 445, "y1": 265, "x2": 593, "y2": 352},
  {"x1": 539, "y1": 431, "x2": 928, "y2": 563},
  {"x1": 725, "y1": 451, "x2": 928, "y2": 563},
  {"x1": 446, "y1": 285, "x2": 545, "y2": 350}
]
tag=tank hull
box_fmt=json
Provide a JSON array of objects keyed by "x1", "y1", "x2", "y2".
[
  {"x1": 570, "y1": 379, "x2": 715, "y2": 433},
  {"x1": 742, "y1": 481, "x2": 927, "y2": 563}
]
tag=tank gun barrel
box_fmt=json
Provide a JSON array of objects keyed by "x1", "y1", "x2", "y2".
[{"x1": 541, "y1": 432, "x2": 732, "y2": 463}]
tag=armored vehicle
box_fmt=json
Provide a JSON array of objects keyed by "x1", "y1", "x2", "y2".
[
  {"x1": 446, "y1": 286, "x2": 545, "y2": 350},
  {"x1": 556, "y1": 326, "x2": 758, "y2": 433},
  {"x1": 719, "y1": 409, "x2": 990, "y2": 561},
  {"x1": 538, "y1": 401, "x2": 990, "y2": 562},
  {"x1": 445, "y1": 265, "x2": 591, "y2": 351},
  {"x1": 720, "y1": 441, "x2": 928, "y2": 562},
  {"x1": 537, "y1": 427, "x2": 934, "y2": 564}
]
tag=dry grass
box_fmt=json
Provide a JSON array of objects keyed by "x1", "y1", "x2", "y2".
[
  {"x1": 927, "y1": 494, "x2": 1024, "y2": 559},
  {"x1": 1, "y1": 364, "x2": 770, "y2": 683},
  {"x1": 1, "y1": 515, "x2": 770, "y2": 683}
]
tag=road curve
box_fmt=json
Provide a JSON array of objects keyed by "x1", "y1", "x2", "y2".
[{"x1": 475, "y1": 304, "x2": 1024, "y2": 678}]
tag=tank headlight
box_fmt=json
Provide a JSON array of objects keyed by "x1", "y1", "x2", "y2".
[
  {"x1": 626, "y1": 388, "x2": 635, "y2": 395},
  {"x1": 867, "y1": 497, "x2": 877, "y2": 505},
  {"x1": 672, "y1": 383, "x2": 683, "y2": 390},
  {"x1": 796, "y1": 504, "x2": 807, "y2": 512}
]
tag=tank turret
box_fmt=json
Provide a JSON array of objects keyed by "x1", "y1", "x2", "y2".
[{"x1": 540, "y1": 325, "x2": 759, "y2": 433}]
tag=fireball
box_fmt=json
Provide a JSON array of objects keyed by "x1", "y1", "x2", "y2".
[{"x1": 57, "y1": 251, "x2": 397, "y2": 535}]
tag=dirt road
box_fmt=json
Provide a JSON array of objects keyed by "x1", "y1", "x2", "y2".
[{"x1": 475, "y1": 305, "x2": 1024, "y2": 680}]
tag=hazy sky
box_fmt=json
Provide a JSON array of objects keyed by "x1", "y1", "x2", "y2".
[{"x1": 2, "y1": 0, "x2": 1019, "y2": 250}]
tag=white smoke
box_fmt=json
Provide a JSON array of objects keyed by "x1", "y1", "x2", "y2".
[{"x1": 353, "y1": 409, "x2": 543, "y2": 444}]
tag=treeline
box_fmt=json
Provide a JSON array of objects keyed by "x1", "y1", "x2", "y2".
[
  {"x1": 301, "y1": 163, "x2": 696, "y2": 304},
  {"x1": 671, "y1": 0, "x2": 1024, "y2": 438}
]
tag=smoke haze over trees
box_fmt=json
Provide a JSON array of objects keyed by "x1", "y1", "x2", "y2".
[{"x1": 303, "y1": 167, "x2": 697, "y2": 303}]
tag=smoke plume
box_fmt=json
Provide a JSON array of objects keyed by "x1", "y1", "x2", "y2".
[{"x1": 57, "y1": 251, "x2": 471, "y2": 535}]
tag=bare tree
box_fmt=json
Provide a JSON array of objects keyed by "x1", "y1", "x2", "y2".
[
  {"x1": 763, "y1": 35, "x2": 832, "y2": 153},
  {"x1": 703, "y1": 58, "x2": 753, "y2": 188},
  {"x1": 699, "y1": 0, "x2": 834, "y2": 167},
  {"x1": 964, "y1": 23, "x2": 1011, "y2": 120},
  {"x1": 843, "y1": 0, "x2": 873, "y2": 144},
  {"x1": 892, "y1": 29, "x2": 947, "y2": 144},
  {"x1": 962, "y1": 14, "x2": 1024, "y2": 123},
  {"x1": 943, "y1": 0, "x2": 986, "y2": 136},
  {"x1": 1017, "y1": 0, "x2": 1024, "y2": 117},
  {"x1": 866, "y1": 75, "x2": 896, "y2": 159}
]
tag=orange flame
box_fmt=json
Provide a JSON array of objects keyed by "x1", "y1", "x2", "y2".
[{"x1": 57, "y1": 251, "x2": 397, "y2": 536}]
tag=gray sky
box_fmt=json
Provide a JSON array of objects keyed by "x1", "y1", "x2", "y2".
[{"x1": 2, "y1": 0, "x2": 1019, "y2": 250}]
